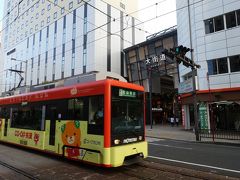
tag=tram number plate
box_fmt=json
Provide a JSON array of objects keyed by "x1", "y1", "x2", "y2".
[{"x1": 20, "y1": 140, "x2": 28, "y2": 146}]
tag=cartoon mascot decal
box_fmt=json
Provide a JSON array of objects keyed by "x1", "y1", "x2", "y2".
[{"x1": 61, "y1": 121, "x2": 81, "y2": 158}]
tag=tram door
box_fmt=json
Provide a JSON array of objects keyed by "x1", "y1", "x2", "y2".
[
  {"x1": 45, "y1": 105, "x2": 58, "y2": 152},
  {"x1": 3, "y1": 108, "x2": 9, "y2": 137},
  {"x1": 49, "y1": 107, "x2": 57, "y2": 146},
  {"x1": 4, "y1": 119, "x2": 8, "y2": 137}
]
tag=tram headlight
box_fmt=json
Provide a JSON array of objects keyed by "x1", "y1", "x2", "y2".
[
  {"x1": 114, "y1": 139, "x2": 120, "y2": 145},
  {"x1": 139, "y1": 136, "x2": 142, "y2": 140}
]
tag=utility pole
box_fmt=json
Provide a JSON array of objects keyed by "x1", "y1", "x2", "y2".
[
  {"x1": 148, "y1": 68, "x2": 153, "y2": 129},
  {"x1": 192, "y1": 68, "x2": 199, "y2": 141},
  {"x1": 163, "y1": 46, "x2": 201, "y2": 141},
  {"x1": 187, "y1": 0, "x2": 199, "y2": 141}
]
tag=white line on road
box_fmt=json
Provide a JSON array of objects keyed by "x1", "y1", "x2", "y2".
[
  {"x1": 146, "y1": 137, "x2": 165, "y2": 142},
  {"x1": 149, "y1": 142, "x2": 193, "y2": 150},
  {"x1": 148, "y1": 156, "x2": 240, "y2": 174}
]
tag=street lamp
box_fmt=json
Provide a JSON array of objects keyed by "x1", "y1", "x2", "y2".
[{"x1": 11, "y1": 58, "x2": 28, "y2": 86}]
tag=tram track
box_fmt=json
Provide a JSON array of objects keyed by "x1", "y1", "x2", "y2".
[
  {"x1": 120, "y1": 161, "x2": 238, "y2": 180},
  {"x1": 0, "y1": 160, "x2": 39, "y2": 180},
  {"x1": 120, "y1": 163, "x2": 198, "y2": 180}
]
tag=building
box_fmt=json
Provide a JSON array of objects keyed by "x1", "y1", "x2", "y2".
[
  {"x1": 0, "y1": 33, "x2": 3, "y2": 95},
  {"x1": 177, "y1": 0, "x2": 240, "y2": 131},
  {"x1": 124, "y1": 26, "x2": 179, "y2": 125},
  {"x1": 2, "y1": 0, "x2": 144, "y2": 94}
]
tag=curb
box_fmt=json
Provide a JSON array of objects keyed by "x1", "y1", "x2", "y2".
[{"x1": 146, "y1": 135, "x2": 240, "y2": 147}]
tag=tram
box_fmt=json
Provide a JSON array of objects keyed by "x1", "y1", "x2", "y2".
[{"x1": 0, "y1": 79, "x2": 148, "y2": 167}]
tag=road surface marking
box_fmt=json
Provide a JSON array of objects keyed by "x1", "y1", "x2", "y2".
[
  {"x1": 149, "y1": 142, "x2": 193, "y2": 150},
  {"x1": 146, "y1": 137, "x2": 165, "y2": 142},
  {"x1": 148, "y1": 156, "x2": 240, "y2": 174}
]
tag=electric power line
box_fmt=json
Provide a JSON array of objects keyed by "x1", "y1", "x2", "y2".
[
  {"x1": 1, "y1": 0, "x2": 205, "y2": 88},
  {"x1": 1, "y1": 0, "x2": 204, "y2": 78}
]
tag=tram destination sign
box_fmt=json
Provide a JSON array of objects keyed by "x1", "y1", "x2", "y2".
[{"x1": 119, "y1": 89, "x2": 136, "y2": 98}]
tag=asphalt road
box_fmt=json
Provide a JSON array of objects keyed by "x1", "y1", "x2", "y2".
[
  {"x1": 147, "y1": 137, "x2": 240, "y2": 178},
  {"x1": 0, "y1": 140, "x2": 239, "y2": 179}
]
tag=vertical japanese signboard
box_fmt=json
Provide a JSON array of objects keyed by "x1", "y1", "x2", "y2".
[
  {"x1": 182, "y1": 106, "x2": 185, "y2": 127},
  {"x1": 199, "y1": 102, "x2": 208, "y2": 129}
]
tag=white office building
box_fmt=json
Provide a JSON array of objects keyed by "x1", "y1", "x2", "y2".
[
  {"x1": 0, "y1": 33, "x2": 3, "y2": 95},
  {"x1": 177, "y1": 0, "x2": 240, "y2": 131},
  {"x1": 2, "y1": 0, "x2": 144, "y2": 94}
]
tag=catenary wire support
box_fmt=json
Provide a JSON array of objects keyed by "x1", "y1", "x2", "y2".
[{"x1": 8, "y1": 69, "x2": 24, "y2": 91}]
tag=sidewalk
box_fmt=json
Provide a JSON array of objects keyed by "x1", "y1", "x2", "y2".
[
  {"x1": 146, "y1": 124, "x2": 240, "y2": 145},
  {"x1": 146, "y1": 124, "x2": 196, "y2": 141}
]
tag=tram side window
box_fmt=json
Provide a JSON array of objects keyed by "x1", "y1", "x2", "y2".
[
  {"x1": 45, "y1": 100, "x2": 68, "y2": 120},
  {"x1": 11, "y1": 104, "x2": 42, "y2": 131},
  {"x1": 67, "y1": 97, "x2": 88, "y2": 120},
  {"x1": 0, "y1": 107, "x2": 10, "y2": 119},
  {"x1": 88, "y1": 95, "x2": 104, "y2": 135}
]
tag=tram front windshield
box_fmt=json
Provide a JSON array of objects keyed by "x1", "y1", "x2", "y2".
[{"x1": 111, "y1": 87, "x2": 144, "y2": 136}]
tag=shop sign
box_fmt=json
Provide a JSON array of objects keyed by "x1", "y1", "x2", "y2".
[
  {"x1": 145, "y1": 55, "x2": 166, "y2": 68},
  {"x1": 199, "y1": 102, "x2": 208, "y2": 129},
  {"x1": 182, "y1": 107, "x2": 185, "y2": 127},
  {"x1": 178, "y1": 78, "x2": 193, "y2": 94}
]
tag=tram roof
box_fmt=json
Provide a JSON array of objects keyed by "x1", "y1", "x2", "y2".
[{"x1": 0, "y1": 79, "x2": 144, "y2": 105}]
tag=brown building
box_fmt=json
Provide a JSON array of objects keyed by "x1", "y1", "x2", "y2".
[{"x1": 123, "y1": 26, "x2": 179, "y2": 125}]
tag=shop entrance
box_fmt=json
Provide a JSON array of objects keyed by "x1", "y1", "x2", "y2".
[{"x1": 210, "y1": 102, "x2": 240, "y2": 131}]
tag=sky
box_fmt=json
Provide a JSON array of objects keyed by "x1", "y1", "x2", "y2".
[
  {"x1": 138, "y1": 0, "x2": 177, "y2": 36},
  {"x1": 0, "y1": 0, "x2": 177, "y2": 36}
]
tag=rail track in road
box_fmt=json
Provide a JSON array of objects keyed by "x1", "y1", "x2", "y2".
[
  {"x1": 0, "y1": 159, "x2": 237, "y2": 180},
  {"x1": 0, "y1": 160, "x2": 39, "y2": 180},
  {"x1": 118, "y1": 161, "x2": 239, "y2": 180}
]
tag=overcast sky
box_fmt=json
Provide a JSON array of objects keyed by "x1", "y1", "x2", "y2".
[
  {"x1": 138, "y1": 0, "x2": 176, "y2": 36},
  {"x1": 0, "y1": 0, "x2": 176, "y2": 36}
]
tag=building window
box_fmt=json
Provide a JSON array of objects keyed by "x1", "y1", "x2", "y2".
[
  {"x1": 47, "y1": 4, "x2": 51, "y2": 11},
  {"x1": 54, "y1": 12, "x2": 57, "y2": 19},
  {"x1": 63, "y1": 15, "x2": 66, "y2": 29},
  {"x1": 41, "y1": 20, "x2": 44, "y2": 27},
  {"x1": 237, "y1": 10, "x2": 240, "y2": 25},
  {"x1": 205, "y1": 19, "x2": 214, "y2": 34},
  {"x1": 73, "y1": 9, "x2": 76, "y2": 24},
  {"x1": 36, "y1": 13, "x2": 39, "y2": 19},
  {"x1": 214, "y1": 15, "x2": 224, "y2": 31},
  {"x1": 207, "y1": 58, "x2": 228, "y2": 75},
  {"x1": 61, "y1": 7, "x2": 65, "y2": 14},
  {"x1": 120, "y1": 2, "x2": 125, "y2": 10},
  {"x1": 229, "y1": 55, "x2": 240, "y2": 72},
  {"x1": 226, "y1": 11, "x2": 236, "y2": 29},
  {"x1": 205, "y1": 15, "x2": 224, "y2": 34},
  {"x1": 47, "y1": 16, "x2": 50, "y2": 23},
  {"x1": 54, "y1": 0, "x2": 58, "y2": 6},
  {"x1": 69, "y1": 2, "x2": 73, "y2": 10},
  {"x1": 41, "y1": 8, "x2": 45, "y2": 15},
  {"x1": 36, "y1": 1, "x2": 39, "y2": 8}
]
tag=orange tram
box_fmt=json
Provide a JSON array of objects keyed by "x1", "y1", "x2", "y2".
[{"x1": 0, "y1": 79, "x2": 148, "y2": 167}]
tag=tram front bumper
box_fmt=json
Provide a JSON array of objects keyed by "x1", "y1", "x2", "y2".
[{"x1": 109, "y1": 141, "x2": 148, "y2": 167}]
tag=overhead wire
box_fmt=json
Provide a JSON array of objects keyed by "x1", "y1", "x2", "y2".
[
  {"x1": 0, "y1": 0, "x2": 173, "y2": 77},
  {"x1": 0, "y1": 0, "x2": 204, "y2": 88}
]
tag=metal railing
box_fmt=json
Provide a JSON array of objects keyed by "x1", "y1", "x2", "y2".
[{"x1": 199, "y1": 129, "x2": 240, "y2": 140}]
